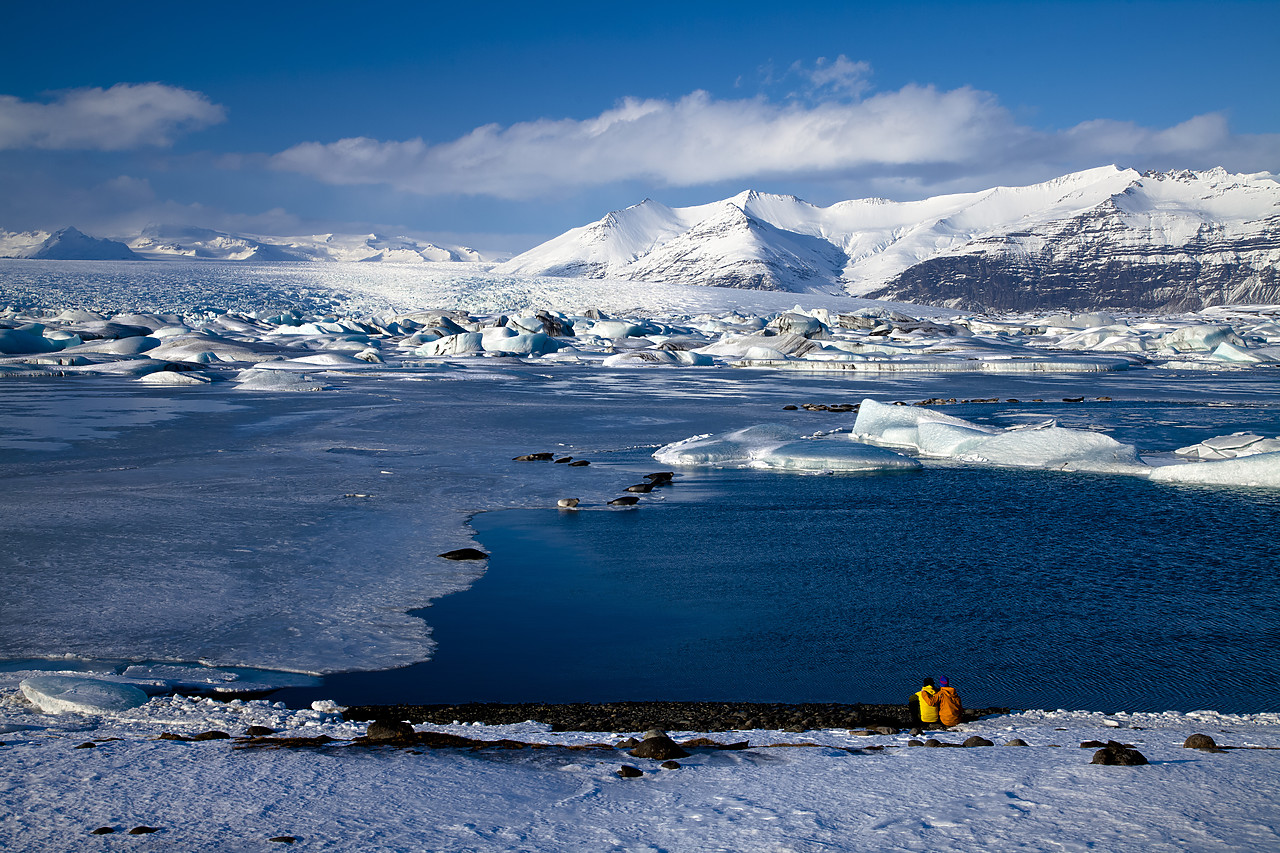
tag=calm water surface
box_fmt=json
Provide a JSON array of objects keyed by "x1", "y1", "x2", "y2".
[{"x1": 295, "y1": 463, "x2": 1280, "y2": 714}]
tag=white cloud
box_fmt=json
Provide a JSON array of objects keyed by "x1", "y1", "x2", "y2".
[
  {"x1": 790, "y1": 55, "x2": 873, "y2": 99},
  {"x1": 0, "y1": 83, "x2": 225, "y2": 151},
  {"x1": 272, "y1": 77, "x2": 1279, "y2": 200}
]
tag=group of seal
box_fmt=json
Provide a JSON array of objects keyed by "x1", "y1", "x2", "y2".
[
  {"x1": 510, "y1": 450, "x2": 676, "y2": 509},
  {"x1": 608, "y1": 471, "x2": 674, "y2": 506}
]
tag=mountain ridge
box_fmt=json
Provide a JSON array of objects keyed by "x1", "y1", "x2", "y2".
[
  {"x1": 496, "y1": 165, "x2": 1280, "y2": 311},
  {"x1": 0, "y1": 225, "x2": 492, "y2": 264}
]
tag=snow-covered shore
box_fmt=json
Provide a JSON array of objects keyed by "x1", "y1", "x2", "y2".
[{"x1": 2, "y1": 692, "x2": 1278, "y2": 852}]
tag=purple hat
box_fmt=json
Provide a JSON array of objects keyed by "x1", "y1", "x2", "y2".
[{"x1": 939, "y1": 676, "x2": 949, "y2": 687}]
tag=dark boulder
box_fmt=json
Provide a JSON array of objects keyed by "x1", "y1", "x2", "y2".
[
  {"x1": 962, "y1": 736, "x2": 994, "y2": 747},
  {"x1": 191, "y1": 730, "x2": 231, "y2": 741},
  {"x1": 1183, "y1": 733, "x2": 1218, "y2": 750},
  {"x1": 617, "y1": 765, "x2": 643, "y2": 778},
  {"x1": 629, "y1": 733, "x2": 690, "y2": 760},
  {"x1": 1090, "y1": 741, "x2": 1148, "y2": 766},
  {"x1": 366, "y1": 720, "x2": 415, "y2": 741}
]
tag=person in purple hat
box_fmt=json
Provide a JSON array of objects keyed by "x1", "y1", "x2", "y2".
[{"x1": 935, "y1": 676, "x2": 963, "y2": 727}]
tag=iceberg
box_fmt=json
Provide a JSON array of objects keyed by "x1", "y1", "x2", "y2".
[
  {"x1": 853, "y1": 399, "x2": 1144, "y2": 473},
  {"x1": 654, "y1": 423, "x2": 919, "y2": 472},
  {"x1": 482, "y1": 331, "x2": 564, "y2": 355},
  {"x1": 601, "y1": 349, "x2": 712, "y2": 367},
  {"x1": 417, "y1": 332, "x2": 484, "y2": 356},
  {"x1": 852, "y1": 399, "x2": 999, "y2": 451},
  {"x1": 953, "y1": 425, "x2": 1144, "y2": 473}
]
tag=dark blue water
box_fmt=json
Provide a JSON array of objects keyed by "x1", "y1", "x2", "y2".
[{"x1": 287, "y1": 464, "x2": 1280, "y2": 714}]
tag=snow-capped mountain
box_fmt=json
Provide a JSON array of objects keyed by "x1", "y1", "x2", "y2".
[
  {"x1": 127, "y1": 225, "x2": 487, "y2": 263},
  {"x1": 497, "y1": 166, "x2": 1280, "y2": 311},
  {"x1": 15, "y1": 227, "x2": 141, "y2": 261},
  {"x1": 1, "y1": 225, "x2": 489, "y2": 264}
]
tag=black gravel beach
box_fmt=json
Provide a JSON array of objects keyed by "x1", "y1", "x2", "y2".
[{"x1": 344, "y1": 701, "x2": 1011, "y2": 732}]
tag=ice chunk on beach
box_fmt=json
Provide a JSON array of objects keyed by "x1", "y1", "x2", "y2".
[
  {"x1": 1149, "y1": 452, "x2": 1280, "y2": 488},
  {"x1": 20, "y1": 675, "x2": 148, "y2": 715},
  {"x1": 654, "y1": 423, "x2": 918, "y2": 472}
]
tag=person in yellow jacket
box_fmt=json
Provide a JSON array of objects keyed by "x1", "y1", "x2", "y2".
[
  {"x1": 935, "y1": 676, "x2": 963, "y2": 727},
  {"x1": 909, "y1": 678, "x2": 941, "y2": 726}
]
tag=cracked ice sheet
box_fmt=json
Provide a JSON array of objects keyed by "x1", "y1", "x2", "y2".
[{"x1": 1, "y1": 693, "x2": 1279, "y2": 853}]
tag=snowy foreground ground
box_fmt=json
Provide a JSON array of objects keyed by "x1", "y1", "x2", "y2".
[
  {"x1": 3, "y1": 695, "x2": 1279, "y2": 853},
  {"x1": 2, "y1": 261, "x2": 1280, "y2": 851}
]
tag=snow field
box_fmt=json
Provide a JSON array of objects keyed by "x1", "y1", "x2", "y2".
[{"x1": 2, "y1": 690, "x2": 1278, "y2": 853}]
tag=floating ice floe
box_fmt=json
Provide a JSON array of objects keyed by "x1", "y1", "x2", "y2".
[
  {"x1": 1149, "y1": 452, "x2": 1280, "y2": 487},
  {"x1": 20, "y1": 675, "x2": 148, "y2": 714},
  {"x1": 654, "y1": 423, "x2": 921, "y2": 472},
  {"x1": 852, "y1": 399, "x2": 1145, "y2": 473},
  {"x1": 1175, "y1": 432, "x2": 1280, "y2": 460}
]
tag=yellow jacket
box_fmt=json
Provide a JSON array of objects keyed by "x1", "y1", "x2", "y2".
[{"x1": 913, "y1": 686, "x2": 940, "y2": 723}]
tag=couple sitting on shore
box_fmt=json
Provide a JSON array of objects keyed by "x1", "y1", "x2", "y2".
[{"x1": 910, "y1": 677, "x2": 962, "y2": 728}]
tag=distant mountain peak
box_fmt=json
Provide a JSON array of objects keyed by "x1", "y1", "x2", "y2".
[{"x1": 18, "y1": 227, "x2": 141, "y2": 261}]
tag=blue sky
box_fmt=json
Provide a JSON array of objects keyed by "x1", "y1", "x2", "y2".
[{"x1": 1, "y1": 0, "x2": 1276, "y2": 253}]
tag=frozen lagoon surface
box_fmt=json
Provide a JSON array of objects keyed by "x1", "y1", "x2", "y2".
[{"x1": 3, "y1": 261, "x2": 1280, "y2": 851}]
